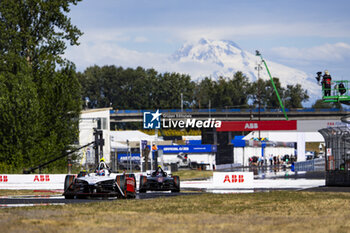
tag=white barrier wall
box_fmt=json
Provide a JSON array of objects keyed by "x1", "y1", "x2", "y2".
[
  {"x1": 233, "y1": 147, "x2": 244, "y2": 166},
  {"x1": 0, "y1": 173, "x2": 145, "y2": 190},
  {"x1": 0, "y1": 174, "x2": 67, "y2": 190},
  {"x1": 213, "y1": 172, "x2": 253, "y2": 189}
]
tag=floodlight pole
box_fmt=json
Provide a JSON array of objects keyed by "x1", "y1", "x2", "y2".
[
  {"x1": 255, "y1": 62, "x2": 263, "y2": 139},
  {"x1": 255, "y1": 50, "x2": 288, "y2": 120},
  {"x1": 181, "y1": 93, "x2": 183, "y2": 112}
]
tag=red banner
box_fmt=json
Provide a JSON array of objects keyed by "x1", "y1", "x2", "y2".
[{"x1": 217, "y1": 120, "x2": 297, "y2": 131}]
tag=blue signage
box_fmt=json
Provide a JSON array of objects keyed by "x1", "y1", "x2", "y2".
[
  {"x1": 141, "y1": 140, "x2": 147, "y2": 150},
  {"x1": 118, "y1": 153, "x2": 140, "y2": 161},
  {"x1": 157, "y1": 145, "x2": 216, "y2": 154}
]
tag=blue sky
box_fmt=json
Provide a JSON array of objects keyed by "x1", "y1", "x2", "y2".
[{"x1": 66, "y1": 0, "x2": 350, "y2": 80}]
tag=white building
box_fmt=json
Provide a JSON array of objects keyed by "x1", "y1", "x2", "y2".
[
  {"x1": 110, "y1": 130, "x2": 159, "y2": 145},
  {"x1": 79, "y1": 108, "x2": 111, "y2": 165}
]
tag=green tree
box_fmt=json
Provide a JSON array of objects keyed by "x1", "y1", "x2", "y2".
[
  {"x1": 312, "y1": 99, "x2": 342, "y2": 109},
  {"x1": 284, "y1": 84, "x2": 309, "y2": 108},
  {"x1": 194, "y1": 77, "x2": 216, "y2": 108},
  {"x1": 250, "y1": 78, "x2": 267, "y2": 109},
  {"x1": 194, "y1": 72, "x2": 250, "y2": 109},
  {"x1": 213, "y1": 77, "x2": 233, "y2": 107},
  {"x1": 154, "y1": 72, "x2": 194, "y2": 109},
  {"x1": 78, "y1": 65, "x2": 123, "y2": 109},
  {"x1": 264, "y1": 77, "x2": 285, "y2": 108},
  {"x1": 250, "y1": 78, "x2": 286, "y2": 109},
  {"x1": 228, "y1": 72, "x2": 251, "y2": 108},
  {"x1": 0, "y1": 61, "x2": 41, "y2": 170},
  {"x1": 79, "y1": 66, "x2": 195, "y2": 110},
  {"x1": 0, "y1": 0, "x2": 82, "y2": 172}
]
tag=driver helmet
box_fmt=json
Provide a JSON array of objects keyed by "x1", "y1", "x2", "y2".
[
  {"x1": 99, "y1": 158, "x2": 107, "y2": 169},
  {"x1": 98, "y1": 169, "x2": 105, "y2": 176},
  {"x1": 324, "y1": 70, "x2": 330, "y2": 76},
  {"x1": 156, "y1": 165, "x2": 162, "y2": 175}
]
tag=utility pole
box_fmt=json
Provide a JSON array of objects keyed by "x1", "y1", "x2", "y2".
[
  {"x1": 209, "y1": 99, "x2": 211, "y2": 118},
  {"x1": 155, "y1": 129, "x2": 159, "y2": 168},
  {"x1": 127, "y1": 140, "x2": 131, "y2": 173},
  {"x1": 255, "y1": 62, "x2": 263, "y2": 139},
  {"x1": 181, "y1": 93, "x2": 183, "y2": 112},
  {"x1": 93, "y1": 128, "x2": 104, "y2": 166}
]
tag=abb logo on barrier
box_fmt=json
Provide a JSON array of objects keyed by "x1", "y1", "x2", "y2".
[
  {"x1": 217, "y1": 120, "x2": 297, "y2": 132},
  {"x1": 34, "y1": 175, "x2": 50, "y2": 182},
  {"x1": 223, "y1": 174, "x2": 244, "y2": 183},
  {"x1": 244, "y1": 123, "x2": 258, "y2": 129},
  {"x1": 0, "y1": 175, "x2": 8, "y2": 182}
]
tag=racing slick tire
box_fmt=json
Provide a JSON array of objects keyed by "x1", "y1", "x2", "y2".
[
  {"x1": 171, "y1": 176, "x2": 180, "y2": 193},
  {"x1": 65, "y1": 195, "x2": 75, "y2": 199},
  {"x1": 64, "y1": 175, "x2": 75, "y2": 199},
  {"x1": 138, "y1": 175, "x2": 147, "y2": 193}
]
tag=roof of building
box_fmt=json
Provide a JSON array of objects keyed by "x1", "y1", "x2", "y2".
[
  {"x1": 110, "y1": 130, "x2": 161, "y2": 143},
  {"x1": 81, "y1": 108, "x2": 112, "y2": 114}
]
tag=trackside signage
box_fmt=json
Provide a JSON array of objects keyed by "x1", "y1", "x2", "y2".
[
  {"x1": 0, "y1": 174, "x2": 66, "y2": 190},
  {"x1": 213, "y1": 172, "x2": 253, "y2": 189},
  {"x1": 217, "y1": 120, "x2": 297, "y2": 132},
  {"x1": 157, "y1": 145, "x2": 217, "y2": 154}
]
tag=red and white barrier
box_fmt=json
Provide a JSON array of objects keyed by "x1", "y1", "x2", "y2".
[
  {"x1": 0, "y1": 174, "x2": 66, "y2": 190},
  {"x1": 213, "y1": 172, "x2": 253, "y2": 189}
]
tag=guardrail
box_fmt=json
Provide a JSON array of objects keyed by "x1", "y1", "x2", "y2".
[
  {"x1": 293, "y1": 158, "x2": 325, "y2": 172},
  {"x1": 111, "y1": 108, "x2": 350, "y2": 114}
]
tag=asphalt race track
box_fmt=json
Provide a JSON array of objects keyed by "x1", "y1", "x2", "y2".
[{"x1": 0, "y1": 192, "x2": 201, "y2": 208}]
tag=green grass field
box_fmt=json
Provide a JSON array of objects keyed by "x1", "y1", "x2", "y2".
[
  {"x1": 172, "y1": 170, "x2": 213, "y2": 180},
  {"x1": 1, "y1": 191, "x2": 350, "y2": 233}
]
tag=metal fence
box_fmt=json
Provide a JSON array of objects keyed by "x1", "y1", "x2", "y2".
[
  {"x1": 294, "y1": 158, "x2": 325, "y2": 172},
  {"x1": 319, "y1": 126, "x2": 350, "y2": 171}
]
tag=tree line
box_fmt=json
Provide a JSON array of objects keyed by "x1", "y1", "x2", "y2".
[
  {"x1": 78, "y1": 65, "x2": 311, "y2": 110},
  {"x1": 0, "y1": 0, "x2": 82, "y2": 172}
]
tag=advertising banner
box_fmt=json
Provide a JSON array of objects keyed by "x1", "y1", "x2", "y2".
[
  {"x1": 297, "y1": 120, "x2": 348, "y2": 132},
  {"x1": 213, "y1": 172, "x2": 253, "y2": 189},
  {"x1": 217, "y1": 120, "x2": 297, "y2": 131},
  {"x1": 118, "y1": 153, "x2": 141, "y2": 161},
  {"x1": 157, "y1": 145, "x2": 217, "y2": 154},
  {"x1": 0, "y1": 174, "x2": 66, "y2": 190}
]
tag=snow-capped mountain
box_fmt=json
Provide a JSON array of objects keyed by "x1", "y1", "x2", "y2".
[{"x1": 169, "y1": 38, "x2": 319, "y2": 98}]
